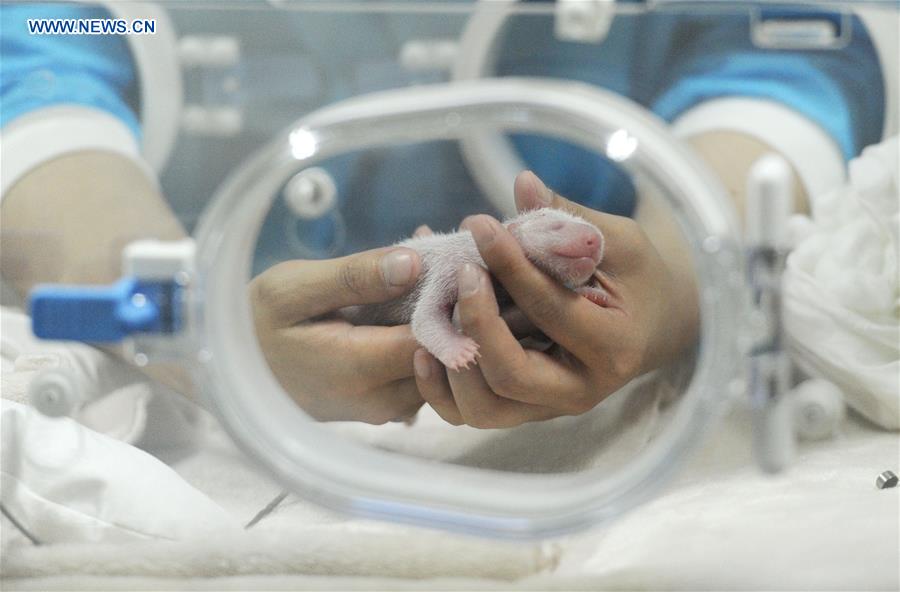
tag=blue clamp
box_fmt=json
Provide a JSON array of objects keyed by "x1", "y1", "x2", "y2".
[{"x1": 30, "y1": 277, "x2": 183, "y2": 343}]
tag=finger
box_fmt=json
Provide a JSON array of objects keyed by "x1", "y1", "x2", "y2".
[
  {"x1": 295, "y1": 369, "x2": 422, "y2": 424},
  {"x1": 289, "y1": 321, "x2": 420, "y2": 387},
  {"x1": 320, "y1": 377, "x2": 422, "y2": 424},
  {"x1": 446, "y1": 361, "x2": 562, "y2": 429},
  {"x1": 456, "y1": 264, "x2": 591, "y2": 411},
  {"x1": 499, "y1": 305, "x2": 540, "y2": 339},
  {"x1": 462, "y1": 214, "x2": 612, "y2": 362},
  {"x1": 413, "y1": 349, "x2": 464, "y2": 426},
  {"x1": 364, "y1": 378, "x2": 425, "y2": 424},
  {"x1": 413, "y1": 225, "x2": 434, "y2": 238},
  {"x1": 513, "y1": 170, "x2": 642, "y2": 274},
  {"x1": 250, "y1": 247, "x2": 421, "y2": 327}
]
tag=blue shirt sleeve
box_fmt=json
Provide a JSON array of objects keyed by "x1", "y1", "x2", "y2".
[
  {"x1": 0, "y1": 3, "x2": 141, "y2": 140},
  {"x1": 650, "y1": 13, "x2": 885, "y2": 161},
  {"x1": 492, "y1": 7, "x2": 885, "y2": 220}
]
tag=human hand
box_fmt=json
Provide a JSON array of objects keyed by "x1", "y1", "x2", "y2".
[
  {"x1": 250, "y1": 247, "x2": 425, "y2": 423},
  {"x1": 412, "y1": 171, "x2": 700, "y2": 428}
]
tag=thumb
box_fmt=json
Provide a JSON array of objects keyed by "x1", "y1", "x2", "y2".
[
  {"x1": 513, "y1": 170, "x2": 642, "y2": 273},
  {"x1": 250, "y1": 247, "x2": 421, "y2": 327}
]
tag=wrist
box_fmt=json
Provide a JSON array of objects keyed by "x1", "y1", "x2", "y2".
[{"x1": 2, "y1": 150, "x2": 184, "y2": 295}]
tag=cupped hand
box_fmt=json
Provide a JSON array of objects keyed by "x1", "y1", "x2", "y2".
[
  {"x1": 250, "y1": 247, "x2": 425, "y2": 423},
  {"x1": 412, "y1": 171, "x2": 700, "y2": 428}
]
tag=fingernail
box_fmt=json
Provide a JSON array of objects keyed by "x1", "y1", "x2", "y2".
[
  {"x1": 529, "y1": 172, "x2": 552, "y2": 205},
  {"x1": 381, "y1": 250, "x2": 415, "y2": 287},
  {"x1": 464, "y1": 215, "x2": 497, "y2": 248},
  {"x1": 413, "y1": 349, "x2": 432, "y2": 380},
  {"x1": 458, "y1": 263, "x2": 480, "y2": 298}
]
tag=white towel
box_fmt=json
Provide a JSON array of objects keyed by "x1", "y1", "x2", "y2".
[
  {"x1": 785, "y1": 136, "x2": 900, "y2": 429},
  {"x1": 1, "y1": 332, "x2": 679, "y2": 581}
]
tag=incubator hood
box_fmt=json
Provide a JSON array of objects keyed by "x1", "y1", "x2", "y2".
[
  {"x1": 192, "y1": 79, "x2": 744, "y2": 537},
  {"x1": 18, "y1": 0, "x2": 900, "y2": 539}
]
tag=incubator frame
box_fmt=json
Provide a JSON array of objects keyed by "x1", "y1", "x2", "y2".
[
  {"x1": 451, "y1": 0, "x2": 899, "y2": 216},
  {"x1": 192, "y1": 78, "x2": 747, "y2": 538}
]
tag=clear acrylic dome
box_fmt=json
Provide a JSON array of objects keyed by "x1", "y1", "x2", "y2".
[{"x1": 190, "y1": 78, "x2": 748, "y2": 538}]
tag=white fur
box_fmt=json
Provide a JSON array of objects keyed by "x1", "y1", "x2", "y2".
[{"x1": 350, "y1": 210, "x2": 605, "y2": 370}]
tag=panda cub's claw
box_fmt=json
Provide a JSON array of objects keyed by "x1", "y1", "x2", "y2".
[{"x1": 436, "y1": 336, "x2": 480, "y2": 372}]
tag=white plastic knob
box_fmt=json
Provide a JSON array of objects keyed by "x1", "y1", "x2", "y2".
[
  {"x1": 29, "y1": 368, "x2": 81, "y2": 418},
  {"x1": 400, "y1": 40, "x2": 459, "y2": 72},
  {"x1": 284, "y1": 167, "x2": 338, "y2": 220},
  {"x1": 792, "y1": 378, "x2": 846, "y2": 441},
  {"x1": 178, "y1": 35, "x2": 240, "y2": 68},
  {"x1": 554, "y1": 0, "x2": 614, "y2": 43}
]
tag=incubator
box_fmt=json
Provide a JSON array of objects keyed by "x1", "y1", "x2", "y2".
[{"x1": 6, "y1": 0, "x2": 899, "y2": 544}]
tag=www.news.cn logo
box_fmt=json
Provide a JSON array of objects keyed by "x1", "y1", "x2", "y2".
[{"x1": 27, "y1": 18, "x2": 156, "y2": 35}]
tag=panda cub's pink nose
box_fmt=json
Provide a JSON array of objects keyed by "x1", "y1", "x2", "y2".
[{"x1": 552, "y1": 225, "x2": 602, "y2": 262}]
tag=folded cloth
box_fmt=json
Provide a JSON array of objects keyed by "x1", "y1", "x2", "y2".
[
  {"x1": 785, "y1": 136, "x2": 900, "y2": 429},
  {"x1": 1, "y1": 307, "x2": 151, "y2": 443},
  {"x1": 1, "y1": 349, "x2": 681, "y2": 581},
  {"x1": 1, "y1": 399, "x2": 238, "y2": 549},
  {"x1": 4, "y1": 393, "x2": 897, "y2": 589}
]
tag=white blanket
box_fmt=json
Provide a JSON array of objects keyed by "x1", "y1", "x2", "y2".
[
  {"x1": 2, "y1": 357, "x2": 898, "y2": 590},
  {"x1": 785, "y1": 137, "x2": 900, "y2": 428}
]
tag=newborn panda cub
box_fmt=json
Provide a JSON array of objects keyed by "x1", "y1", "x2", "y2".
[{"x1": 345, "y1": 209, "x2": 607, "y2": 370}]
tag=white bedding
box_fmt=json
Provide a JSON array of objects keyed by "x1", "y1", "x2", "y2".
[{"x1": 2, "y1": 358, "x2": 898, "y2": 590}]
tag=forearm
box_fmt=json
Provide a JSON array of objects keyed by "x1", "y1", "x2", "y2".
[
  {"x1": 632, "y1": 131, "x2": 810, "y2": 362},
  {"x1": 1, "y1": 150, "x2": 185, "y2": 292},
  {"x1": 1, "y1": 150, "x2": 198, "y2": 400},
  {"x1": 687, "y1": 131, "x2": 810, "y2": 221},
  {"x1": 636, "y1": 131, "x2": 809, "y2": 246}
]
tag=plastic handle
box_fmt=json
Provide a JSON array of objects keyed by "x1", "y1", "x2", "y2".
[
  {"x1": 746, "y1": 154, "x2": 793, "y2": 249},
  {"x1": 746, "y1": 153, "x2": 796, "y2": 474},
  {"x1": 30, "y1": 277, "x2": 160, "y2": 342}
]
